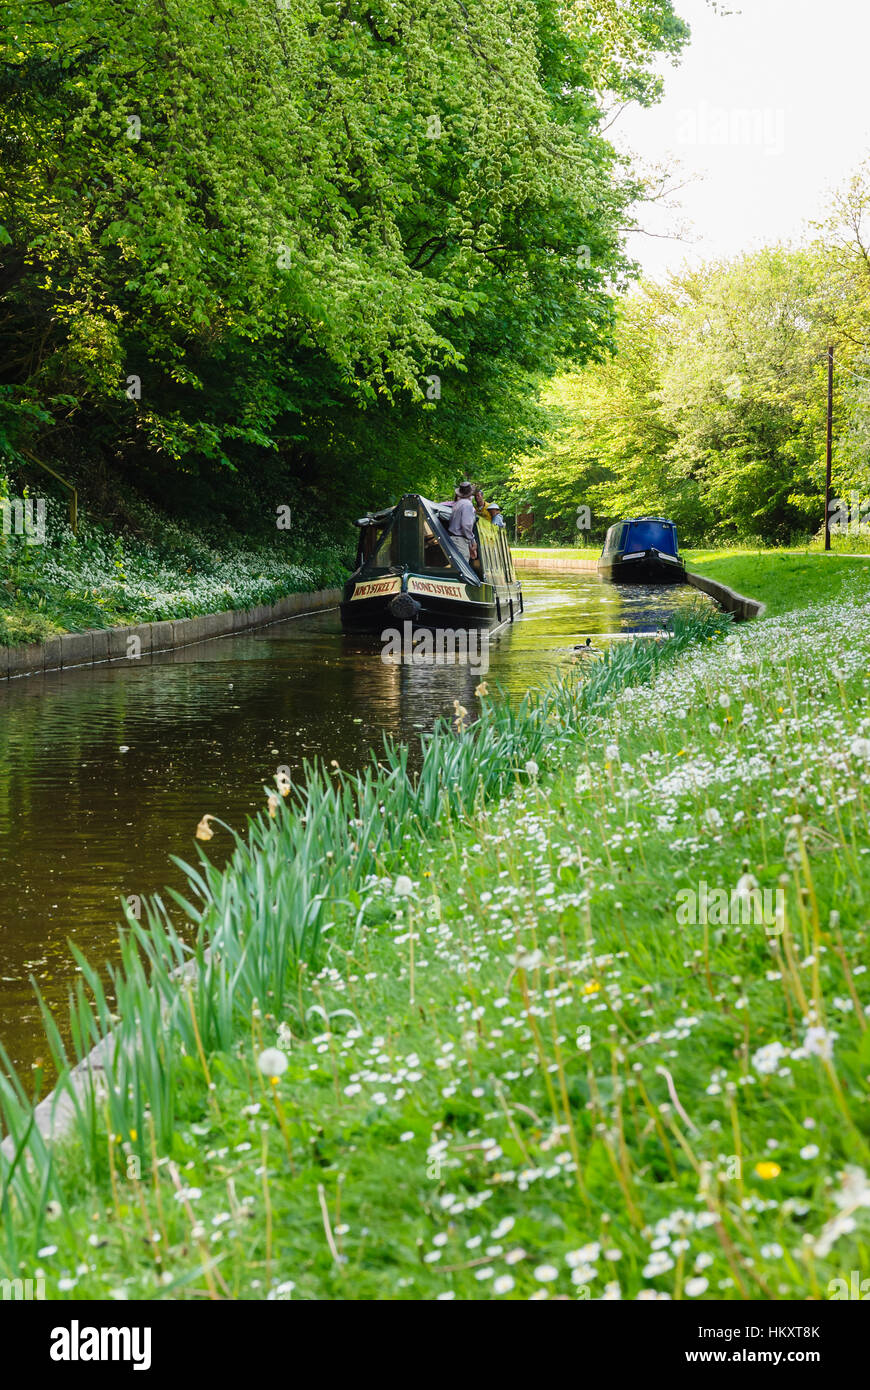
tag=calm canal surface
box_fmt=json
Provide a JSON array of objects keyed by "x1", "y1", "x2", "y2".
[{"x1": 0, "y1": 571, "x2": 708, "y2": 1071}]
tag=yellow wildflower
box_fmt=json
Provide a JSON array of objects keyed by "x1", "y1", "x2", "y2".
[{"x1": 755, "y1": 1161, "x2": 781, "y2": 1179}]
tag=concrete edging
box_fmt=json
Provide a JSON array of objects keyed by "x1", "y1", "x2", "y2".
[
  {"x1": 0, "y1": 587, "x2": 343, "y2": 681},
  {"x1": 686, "y1": 571, "x2": 766, "y2": 620}
]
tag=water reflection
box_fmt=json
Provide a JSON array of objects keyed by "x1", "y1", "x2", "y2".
[{"x1": 0, "y1": 572, "x2": 707, "y2": 1070}]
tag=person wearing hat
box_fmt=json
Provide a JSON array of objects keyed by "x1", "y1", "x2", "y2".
[
  {"x1": 485, "y1": 501, "x2": 507, "y2": 529},
  {"x1": 447, "y1": 481, "x2": 478, "y2": 563}
]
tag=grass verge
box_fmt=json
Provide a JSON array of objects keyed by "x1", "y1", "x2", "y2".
[
  {"x1": 1, "y1": 595, "x2": 869, "y2": 1302},
  {"x1": 683, "y1": 549, "x2": 870, "y2": 617}
]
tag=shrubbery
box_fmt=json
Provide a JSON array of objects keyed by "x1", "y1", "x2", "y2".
[{"x1": 0, "y1": 492, "x2": 345, "y2": 645}]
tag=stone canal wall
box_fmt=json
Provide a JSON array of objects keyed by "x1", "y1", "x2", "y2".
[
  {"x1": 0, "y1": 563, "x2": 767, "y2": 684},
  {"x1": 0, "y1": 588, "x2": 343, "y2": 681},
  {"x1": 685, "y1": 572, "x2": 766, "y2": 620}
]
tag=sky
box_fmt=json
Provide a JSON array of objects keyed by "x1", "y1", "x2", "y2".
[{"x1": 612, "y1": 0, "x2": 870, "y2": 280}]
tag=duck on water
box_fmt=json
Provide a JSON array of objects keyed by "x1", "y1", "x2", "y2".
[
  {"x1": 597, "y1": 517, "x2": 687, "y2": 584},
  {"x1": 340, "y1": 492, "x2": 524, "y2": 633}
]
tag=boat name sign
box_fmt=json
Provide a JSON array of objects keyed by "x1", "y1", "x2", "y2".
[
  {"x1": 407, "y1": 576, "x2": 470, "y2": 602},
  {"x1": 351, "y1": 576, "x2": 402, "y2": 601}
]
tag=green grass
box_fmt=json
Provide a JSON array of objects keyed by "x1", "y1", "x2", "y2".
[
  {"x1": 684, "y1": 548, "x2": 870, "y2": 617},
  {"x1": 2, "y1": 592, "x2": 869, "y2": 1302}
]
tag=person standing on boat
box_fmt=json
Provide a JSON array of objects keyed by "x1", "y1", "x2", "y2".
[
  {"x1": 485, "y1": 502, "x2": 507, "y2": 529},
  {"x1": 448, "y1": 481, "x2": 478, "y2": 563}
]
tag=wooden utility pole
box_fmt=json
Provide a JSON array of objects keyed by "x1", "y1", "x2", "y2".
[{"x1": 824, "y1": 345, "x2": 834, "y2": 551}]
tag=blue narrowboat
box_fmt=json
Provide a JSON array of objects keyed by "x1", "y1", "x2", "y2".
[
  {"x1": 597, "y1": 517, "x2": 687, "y2": 584},
  {"x1": 340, "y1": 493, "x2": 523, "y2": 632}
]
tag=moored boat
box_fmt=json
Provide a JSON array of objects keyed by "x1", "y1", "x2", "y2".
[
  {"x1": 340, "y1": 493, "x2": 523, "y2": 632},
  {"x1": 597, "y1": 517, "x2": 687, "y2": 584}
]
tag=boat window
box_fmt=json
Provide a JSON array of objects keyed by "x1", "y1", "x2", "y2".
[
  {"x1": 625, "y1": 521, "x2": 676, "y2": 554},
  {"x1": 423, "y1": 520, "x2": 451, "y2": 568},
  {"x1": 501, "y1": 530, "x2": 515, "y2": 581},
  {"x1": 360, "y1": 525, "x2": 381, "y2": 564},
  {"x1": 373, "y1": 523, "x2": 399, "y2": 567},
  {"x1": 472, "y1": 521, "x2": 485, "y2": 576},
  {"x1": 490, "y1": 524, "x2": 512, "y2": 582},
  {"x1": 483, "y1": 525, "x2": 496, "y2": 582},
  {"x1": 495, "y1": 528, "x2": 505, "y2": 575},
  {"x1": 477, "y1": 520, "x2": 499, "y2": 581},
  {"x1": 490, "y1": 525, "x2": 506, "y2": 584}
]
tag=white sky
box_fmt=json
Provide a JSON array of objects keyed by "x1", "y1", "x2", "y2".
[{"x1": 612, "y1": 0, "x2": 870, "y2": 279}]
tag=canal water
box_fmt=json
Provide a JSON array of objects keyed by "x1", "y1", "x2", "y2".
[{"x1": 0, "y1": 572, "x2": 708, "y2": 1072}]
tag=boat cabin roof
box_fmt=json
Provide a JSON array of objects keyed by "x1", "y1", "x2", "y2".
[
  {"x1": 355, "y1": 496, "x2": 451, "y2": 528},
  {"x1": 352, "y1": 493, "x2": 516, "y2": 587},
  {"x1": 603, "y1": 517, "x2": 680, "y2": 556}
]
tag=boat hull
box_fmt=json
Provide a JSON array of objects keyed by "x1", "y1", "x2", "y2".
[
  {"x1": 340, "y1": 578, "x2": 503, "y2": 633},
  {"x1": 597, "y1": 548, "x2": 687, "y2": 585}
]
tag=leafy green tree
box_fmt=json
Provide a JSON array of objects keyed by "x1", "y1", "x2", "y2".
[
  {"x1": 514, "y1": 239, "x2": 870, "y2": 546},
  {"x1": 0, "y1": 0, "x2": 688, "y2": 534},
  {"x1": 513, "y1": 288, "x2": 687, "y2": 540}
]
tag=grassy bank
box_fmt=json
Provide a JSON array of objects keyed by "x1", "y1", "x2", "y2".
[
  {"x1": 684, "y1": 549, "x2": 870, "y2": 617},
  {"x1": 516, "y1": 543, "x2": 870, "y2": 620},
  {"x1": 2, "y1": 594, "x2": 869, "y2": 1301},
  {"x1": 513, "y1": 545, "x2": 597, "y2": 559},
  {"x1": 0, "y1": 494, "x2": 346, "y2": 647}
]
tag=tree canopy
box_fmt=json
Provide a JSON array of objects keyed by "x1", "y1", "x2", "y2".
[
  {"x1": 1, "y1": 0, "x2": 688, "y2": 530},
  {"x1": 512, "y1": 206, "x2": 870, "y2": 546}
]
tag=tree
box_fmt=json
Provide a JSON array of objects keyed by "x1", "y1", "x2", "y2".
[
  {"x1": 0, "y1": 0, "x2": 688, "y2": 531},
  {"x1": 513, "y1": 242, "x2": 864, "y2": 546}
]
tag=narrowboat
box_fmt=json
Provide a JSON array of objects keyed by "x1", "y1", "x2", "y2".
[
  {"x1": 597, "y1": 517, "x2": 687, "y2": 584},
  {"x1": 340, "y1": 493, "x2": 523, "y2": 632}
]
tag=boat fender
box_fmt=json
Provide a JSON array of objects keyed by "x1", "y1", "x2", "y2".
[{"x1": 388, "y1": 592, "x2": 421, "y2": 621}]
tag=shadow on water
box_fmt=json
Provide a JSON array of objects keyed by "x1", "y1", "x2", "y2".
[{"x1": 0, "y1": 571, "x2": 709, "y2": 1070}]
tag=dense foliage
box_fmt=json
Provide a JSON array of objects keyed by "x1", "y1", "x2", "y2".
[
  {"x1": 1, "y1": 0, "x2": 687, "y2": 535},
  {"x1": 511, "y1": 181, "x2": 870, "y2": 546},
  {"x1": 0, "y1": 494, "x2": 345, "y2": 645}
]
